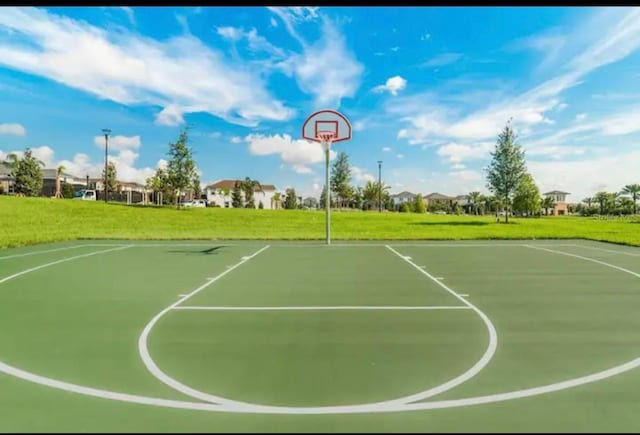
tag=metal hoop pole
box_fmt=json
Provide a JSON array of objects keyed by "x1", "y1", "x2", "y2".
[{"x1": 324, "y1": 139, "x2": 331, "y2": 245}]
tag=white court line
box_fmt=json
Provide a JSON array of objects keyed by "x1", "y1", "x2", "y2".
[
  {"x1": 458, "y1": 294, "x2": 470, "y2": 297},
  {"x1": 524, "y1": 245, "x2": 640, "y2": 278},
  {"x1": 173, "y1": 305, "x2": 471, "y2": 311},
  {"x1": 138, "y1": 245, "x2": 272, "y2": 408},
  {"x1": 0, "y1": 245, "x2": 88, "y2": 260},
  {"x1": 563, "y1": 243, "x2": 640, "y2": 257},
  {"x1": 0, "y1": 245, "x2": 134, "y2": 285},
  {"x1": 2, "y1": 245, "x2": 640, "y2": 414},
  {"x1": 384, "y1": 245, "x2": 498, "y2": 406}
]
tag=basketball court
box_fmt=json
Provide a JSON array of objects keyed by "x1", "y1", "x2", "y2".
[{"x1": 1, "y1": 239, "x2": 640, "y2": 431}]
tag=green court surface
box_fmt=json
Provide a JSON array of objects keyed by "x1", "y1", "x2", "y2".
[{"x1": 1, "y1": 239, "x2": 640, "y2": 432}]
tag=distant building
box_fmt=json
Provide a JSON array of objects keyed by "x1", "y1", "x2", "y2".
[
  {"x1": 391, "y1": 191, "x2": 415, "y2": 208},
  {"x1": 204, "y1": 179, "x2": 278, "y2": 209},
  {"x1": 543, "y1": 190, "x2": 571, "y2": 216}
]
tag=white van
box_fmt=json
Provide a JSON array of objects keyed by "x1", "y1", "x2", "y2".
[{"x1": 73, "y1": 189, "x2": 97, "y2": 201}]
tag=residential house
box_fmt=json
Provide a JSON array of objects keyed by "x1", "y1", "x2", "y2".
[
  {"x1": 543, "y1": 190, "x2": 571, "y2": 216},
  {"x1": 0, "y1": 164, "x2": 14, "y2": 194},
  {"x1": 41, "y1": 169, "x2": 86, "y2": 197},
  {"x1": 204, "y1": 179, "x2": 278, "y2": 209},
  {"x1": 391, "y1": 191, "x2": 416, "y2": 209},
  {"x1": 423, "y1": 192, "x2": 456, "y2": 211},
  {"x1": 303, "y1": 197, "x2": 318, "y2": 209}
]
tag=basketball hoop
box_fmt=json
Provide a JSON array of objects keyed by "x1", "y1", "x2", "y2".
[{"x1": 301, "y1": 109, "x2": 352, "y2": 246}]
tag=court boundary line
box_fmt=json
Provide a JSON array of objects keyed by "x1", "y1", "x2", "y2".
[
  {"x1": 0, "y1": 245, "x2": 89, "y2": 260},
  {"x1": 173, "y1": 305, "x2": 471, "y2": 311},
  {"x1": 0, "y1": 244, "x2": 640, "y2": 414}
]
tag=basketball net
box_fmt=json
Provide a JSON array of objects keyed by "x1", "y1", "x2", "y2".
[{"x1": 317, "y1": 132, "x2": 335, "y2": 151}]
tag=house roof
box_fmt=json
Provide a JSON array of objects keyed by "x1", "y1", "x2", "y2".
[
  {"x1": 205, "y1": 179, "x2": 276, "y2": 191},
  {"x1": 423, "y1": 192, "x2": 455, "y2": 200},
  {"x1": 543, "y1": 190, "x2": 571, "y2": 195},
  {"x1": 391, "y1": 191, "x2": 415, "y2": 198}
]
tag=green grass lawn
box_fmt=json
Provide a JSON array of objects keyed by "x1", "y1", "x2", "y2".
[{"x1": 1, "y1": 195, "x2": 639, "y2": 249}]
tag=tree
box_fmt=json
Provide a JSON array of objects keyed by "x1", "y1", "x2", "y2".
[
  {"x1": 166, "y1": 127, "x2": 197, "y2": 208},
  {"x1": 412, "y1": 194, "x2": 426, "y2": 213},
  {"x1": 512, "y1": 173, "x2": 541, "y2": 216},
  {"x1": 330, "y1": 151, "x2": 352, "y2": 208},
  {"x1": 541, "y1": 196, "x2": 556, "y2": 216},
  {"x1": 362, "y1": 180, "x2": 390, "y2": 210},
  {"x1": 467, "y1": 191, "x2": 482, "y2": 215},
  {"x1": 319, "y1": 184, "x2": 334, "y2": 209},
  {"x1": 240, "y1": 177, "x2": 262, "y2": 209},
  {"x1": 352, "y1": 186, "x2": 364, "y2": 210},
  {"x1": 621, "y1": 184, "x2": 640, "y2": 215},
  {"x1": 399, "y1": 202, "x2": 411, "y2": 213},
  {"x1": 192, "y1": 173, "x2": 202, "y2": 199},
  {"x1": 102, "y1": 161, "x2": 117, "y2": 196},
  {"x1": 593, "y1": 191, "x2": 609, "y2": 215},
  {"x1": 14, "y1": 149, "x2": 44, "y2": 197},
  {"x1": 145, "y1": 167, "x2": 171, "y2": 204},
  {"x1": 485, "y1": 121, "x2": 527, "y2": 223},
  {"x1": 2, "y1": 152, "x2": 20, "y2": 173},
  {"x1": 258, "y1": 201, "x2": 264, "y2": 209},
  {"x1": 284, "y1": 188, "x2": 297, "y2": 209},
  {"x1": 231, "y1": 181, "x2": 243, "y2": 208},
  {"x1": 62, "y1": 182, "x2": 74, "y2": 199},
  {"x1": 271, "y1": 192, "x2": 281, "y2": 209},
  {"x1": 582, "y1": 197, "x2": 593, "y2": 208}
]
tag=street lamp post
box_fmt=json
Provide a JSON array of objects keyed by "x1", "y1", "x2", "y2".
[
  {"x1": 102, "y1": 128, "x2": 111, "y2": 203},
  {"x1": 377, "y1": 160, "x2": 383, "y2": 212}
]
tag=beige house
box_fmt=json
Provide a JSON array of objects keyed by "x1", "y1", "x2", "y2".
[
  {"x1": 205, "y1": 179, "x2": 278, "y2": 209},
  {"x1": 543, "y1": 190, "x2": 571, "y2": 216}
]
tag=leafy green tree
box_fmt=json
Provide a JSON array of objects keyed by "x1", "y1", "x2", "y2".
[
  {"x1": 192, "y1": 173, "x2": 202, "y2": 199},
  {"x1": 319, "y1": 184, "x2": 334, "y2": 209},
  {"x1": 352, "y1": 186, "x2": 364, "y2": 210},
  {"x1": 258, "y1": 201, "x2": 264, "y2": 209},
  {"x1": 284, "y1": 188, "x2": 297, "y2": 209},
  {"x1": 468, "y1": 191, "x2": 482, "y2": 215},
  {"x1": 101, "y1": 161, "x2": 118, "y2": 197},
  {"x1": 363, "y1": 180, "x2": 390, "y2": 210},
  {"x1": 231, "y1": 181, "x2": 243, "y2": 208},
  {"x1": 485, "y1": 121, "x2": 527, "y2": 223},
  {"x1": 62, "y1": 182, "x2": 74, "y2": 199},
  {"x1": 240, "y1": 177, "x2": 262, "y2": 208},
  {"x1": 399, "y1": 202, "x2": 411, "y2": 213},
  {"x1": 330, "y1": 151, "x2": 352, "y2": 208},
  {"x1": 512, "y1": 173, "x2": 541, "y2": 216},
  {"x1": 166, "y1": 127, "x2": 197, "y2": 208},
  {"x1": 412, "y1": 194, "x2": 426, "y2": 213},
  {"x1": 145, "y1": 167, "x2": 172, "y2": 204},
  {"x1": 621, "y1": 184, "x2": 640, "y2": 214},
  {"x1": 594, "y1": 191, "x2": 609, "y2": 215},
  {"x1": 14, "y1": 149, "x2": 44, "y2": 197},
  {"x1": 271, "y1": 192, "x2": 281, "y2": 209},
  {"x1": 582, "y1": 197, "x2": 593, "y2": 208},
  {"x1": 541, "y1": 196, "x2": 556, "y2": 216}
]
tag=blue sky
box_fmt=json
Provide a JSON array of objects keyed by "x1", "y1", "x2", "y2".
[{"x1": 1, "y1": 6, "x2": 640, "y2": 200}]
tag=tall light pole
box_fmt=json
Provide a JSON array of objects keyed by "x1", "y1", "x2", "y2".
[
  {"x1": 102, "y1": 128, "x2": 111, "y2": 203},
  {"x1": 377, "y1": 160, "x2": 383, "y2": 212}
]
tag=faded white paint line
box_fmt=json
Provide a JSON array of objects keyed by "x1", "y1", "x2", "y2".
[
  {"x1": 0, "y1": 245, "x2": 87, "y2": 260},
  {"x1": 565, "y1": 243, "x2": 640, "y2": 257},
  {"x1": 0, "y1": 245, "x2": 134, "y2": 285},
  {"x1": 173, "y1": 305, "x2": 471, "y2": 311},
  {"x1": 458, "y1": 294, "x2": 470, "y2": 297}
]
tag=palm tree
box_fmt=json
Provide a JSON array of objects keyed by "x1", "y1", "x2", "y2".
[
  {"x1": 582, "y1": 197, "x2": 593, "y2": 208},
  {"x1": 620, "y1": 184, "x2": 640, "y2": 215},
  {"x1": 541, "y1": 196, "x2": 556, "y2": 216},
  {"x1": 468, "y1": 191, "x2": 482, "y2": 215},
  {"x1": 2, "y1": 152, "x2": 20, "y2": 173},
  {"x1": 271, "y1": 192, "x2": 281, "y2": 210},
  {"x1": 54, "y1": 165, "x2": 65, "y2": 198},
  {"x1": 594, "y1": 191, "x2": 610, "y2": 215}
]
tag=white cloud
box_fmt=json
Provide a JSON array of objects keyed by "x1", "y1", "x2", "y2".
[
  {"x1": 231, "y1": 136, "x2": 242, "y2": 144},
  {"x1": 0, "y1": 123, "x2": 26, "y2": 136},
  {"x1": 275, "y1": 15, "x2": 364, "y2": 108},
  {"x1": 382, "y1": 147, "x2": 392, "y2": 152},
  {"x1": 120, "y1": 7, "x2": 135, "y2": 26},
  {"x1": 0, "y1": 143, "x2": 164, "y2": 184},
  {"x1": 556, "y1": 103, "x2": 569, "y2": 111},
  {"x1": 575, "y1": 113, "x2": 588, "y2": 122},
  {"x1": 351, "y1": 166, "x2": 375, "y2": 184},
  {"x1": 373, "y1": 75, "x2": 407, "y2": 96},
  {"x1": 353, "y1": 120, "x2": 365, "y2": 131},
  {"x1": 93, "y1": 135, "x2": 141, "y2": 151},
  {"x1": 420, "y1": 52, "x2": 463, "y2": 67},
  {"x1": 244, "y1": 133, "x2": 336, "y2": 173},
  {"x1": 270, "y1": 17, "x2": 278, "y2": 28},
  {"x1": 527, "y1": 145, "x2": 586, "y2": 159},
  {"x1": 420, "y1": 33, "x2": 431, "y2": 41},
  {"x1": 448, "y1": 170, "x2": 481, "y2": 181},
  {"x1": 437, "y1": 142, "x2": 494, "y2": 163},
  {"x1": 0, "y1": 7, "x2": 293, "y2": 127},
  {"x1": 390, "y1": 9, "x2": 640, "y2": 146},
  {"x1": 208, "y1": 132, "x2": 222, "y2": 138},
  {"x1": 451, "y1": 163, "x2": 466, "y2": 169},
  {"x1": 396, "y1": 153, "x2": 404, "y2": 159},
  {"x1": 217, "y1": 26, "x2": 285, "y2": 57},
  {"x1": 390, "y1": 46, "x2": 400, "y2": 52}
]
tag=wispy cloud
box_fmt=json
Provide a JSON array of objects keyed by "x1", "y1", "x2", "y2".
[
  {"x1": 0, "y1": 7, "x2": 293, "y2": 128},
  {"x1": 420, "y1": 52, "x2": 463, "y2": 68}
]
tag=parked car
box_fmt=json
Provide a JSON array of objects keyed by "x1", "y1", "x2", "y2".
[
  {"x1": 183, "y1": 199, "x2": 206, "y2": 208},
  {"x1": 73, "y1": 189, "x2": 96, "y2": 201}
]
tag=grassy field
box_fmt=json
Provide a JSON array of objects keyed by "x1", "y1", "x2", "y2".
[{"x1": 1, "y1": 195, "x2": 640, "y2": 249}]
